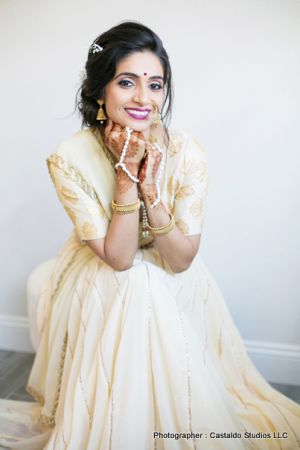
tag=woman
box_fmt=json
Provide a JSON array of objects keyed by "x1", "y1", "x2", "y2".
[{"x1": 1, "y1": 21, "x2": 300, "y2": 450}]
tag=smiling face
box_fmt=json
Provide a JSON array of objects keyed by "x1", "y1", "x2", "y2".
[{"x1": 103, "y1": 50, "x2": 165, "y2": 138}]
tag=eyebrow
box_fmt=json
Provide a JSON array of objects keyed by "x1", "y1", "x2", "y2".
[{"x1": 113, "y1": 72, "x2": 164, "y2": 82}]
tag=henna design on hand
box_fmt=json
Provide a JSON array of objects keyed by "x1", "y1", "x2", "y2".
[
  {"x1": 146, "y1": 183, "x2": 157, "y2": 204},
  {"x1": 105, "y1": 121, "x2": 146, "y2": 163},
  {"x1": 151, "y1": 151, "x2": 162, "y2": 178},
  {"x1": 124, "y1": 133, "x2": 141, "y2": 159},
  {"x1": 116, "y1": 164, "x2": 139, "y2": 194},
  {"x1": 142, "y1": 183, "x2": 163, "y2": 210},
  {"x1": 138, "y1": 153, "x2": 149, "y2": 184}
]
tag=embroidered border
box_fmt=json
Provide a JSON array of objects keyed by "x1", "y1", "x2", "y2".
[
  {"x1": 26, "y1": 246, "x2": 82, "y2": 428},
  {"x1": 26, "y1": 385, "x2": 45, "y2": 406},
  {"x1": 47, "y1": 154, "x2": 98, "y2": 201},
  {"x1": 26, "y1": 333, "x2": 68, "y2": 429}
]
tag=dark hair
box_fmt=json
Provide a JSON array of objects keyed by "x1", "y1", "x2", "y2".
[{"x1": 76, "y1": 21, "x2": 173, "y2": 137}]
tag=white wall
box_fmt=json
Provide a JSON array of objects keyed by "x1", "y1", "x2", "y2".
[{"x1": 0, "y1": 0, "x2": 299, "y2": 380}]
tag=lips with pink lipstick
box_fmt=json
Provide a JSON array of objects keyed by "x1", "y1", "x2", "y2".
[{"x1": 125, "y1": 107, "x2": 152, "y2": 120}]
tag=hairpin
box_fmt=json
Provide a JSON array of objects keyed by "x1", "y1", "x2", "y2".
[{"x1": 89, "y1": 43, "x2": 104, "y2": 54}]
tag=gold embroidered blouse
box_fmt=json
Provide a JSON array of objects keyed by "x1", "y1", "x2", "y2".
[{"x1": 46, "y1": 127, "x2": 209, "y2": 247}]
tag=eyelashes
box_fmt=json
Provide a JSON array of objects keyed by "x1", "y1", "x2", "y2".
[{"x1": 118, "y1": 79, "x2": 163, "y2": 90}]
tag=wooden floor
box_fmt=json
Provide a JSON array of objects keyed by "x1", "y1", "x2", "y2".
[{"x1": 0, "y1": 350, "x2": 300, "y2": 404}]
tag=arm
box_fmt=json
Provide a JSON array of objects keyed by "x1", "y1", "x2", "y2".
[
  {"x1": 85, "y1": 165, "x2": 140, "y2": 271},
  {"x1": 139, "y1": 181, "x2": 200, "y2": 273},
  {"x1": 138, "y1": 140, "x2": 206, "y2": 273},
  {"x1": 84, "y1": 122, "x2": 149, "y2": 271},
  {"x1": 141, "y1": 195, "x2": 201, "y2": 273}
]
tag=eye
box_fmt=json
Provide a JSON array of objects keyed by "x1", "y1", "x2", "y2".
[
  {"x1": 150, "y1": 83, "x2": 163, "y2": 90},
  {"x1": 118, "y1": 79, "x2": 133, "y2": 88}
]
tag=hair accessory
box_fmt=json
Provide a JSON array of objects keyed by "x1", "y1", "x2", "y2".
[
  {"x1": 115, "y1": 127, "x2": 139, "y2": 183},
  {"x1": 111, "y1": 199, "x2": 141, "y2": 214},
  {"x1": 90, "y1": 42, "x2": 104, "y2": 54},
  {"x1": 147, "y1": 213, "x2": 175, "y2": 235},
  {"x1": 96, "y1": 100, "x2": 107, "y2": 124}
]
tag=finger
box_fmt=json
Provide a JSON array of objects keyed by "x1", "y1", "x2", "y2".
[
  {"x1": 138, "y1": 154, "x2": 149, "y2": 183},
  {"x1": 104, "y1": 118, "x2": 113, "y2": 144},
  {"x1": 152, "y1": 154, "x2": 162, "y2": 176},
  {"x1": 112, "y1": 123, "x2": 122, "y2": 133},
  {"x1": 146, "y1": 146, "x2": 156, "y2": 158},
  {"x1": 131, "y1": 129, "x2": 146, "y2": 141}
]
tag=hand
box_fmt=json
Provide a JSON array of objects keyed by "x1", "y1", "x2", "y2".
[
  {"x1": 104, "y1": 119, "x2": 150, "y2": 165},
  {"x1": 138, "y1": 146, "x2": 163, "y2": 202}
]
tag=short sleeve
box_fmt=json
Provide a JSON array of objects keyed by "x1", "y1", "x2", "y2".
[
  {"x1": 47, "y1": 156, "x2": 109, "y2": 241},
  {"x1": 172, "y1": 137, "x2": 209, "y2": 236}
]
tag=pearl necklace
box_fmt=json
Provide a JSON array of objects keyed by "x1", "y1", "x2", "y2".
[
  {"x1": 114, "y1": 126, "x2": 165, "y2": 209},
  {"x1": 114, "y1": 127, "x2": 139, "y2": 183}
]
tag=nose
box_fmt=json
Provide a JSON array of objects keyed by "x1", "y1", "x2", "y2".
[{"x1": 132, "y1": 84, "x2": 150, "y2": 106}]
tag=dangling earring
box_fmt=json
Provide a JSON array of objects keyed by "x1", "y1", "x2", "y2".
[
  {"x1": 96, "y1": 99, "x2": 107, "y2": 124},
  {"x1": 153, "y1": 104, "x2": 162, "y2": 128}
]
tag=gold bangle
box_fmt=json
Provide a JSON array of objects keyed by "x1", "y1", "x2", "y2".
[
  {"x1": 147, "y1": 213, "x2": 176, "y2": 235},
  {"x1": 111, "y1": 199, "x2": 141, "y2": 214}
]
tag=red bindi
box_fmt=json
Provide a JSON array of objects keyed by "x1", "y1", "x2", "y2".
[{"x1": 144, "y1": 72, "x2": 147, "y2": 76}]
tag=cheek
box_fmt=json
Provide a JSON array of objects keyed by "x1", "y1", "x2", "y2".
[
  {"x1": 156, "y1": 91, "x2": 164, "y2": 109},
  {"x1": 105, "y1": 90, "x2": 129, "y2": 114}
]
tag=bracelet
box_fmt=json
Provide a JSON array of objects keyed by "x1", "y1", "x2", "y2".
[
  {"x1": 111, "y1": 199, "x2": 141, "y2": 214},
  {"x1": 147, "y1": 213, "x2": 176, "y2": 235}
]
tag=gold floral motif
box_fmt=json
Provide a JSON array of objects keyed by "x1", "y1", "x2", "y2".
[
  {"x1": 175, "y1": 185, "x2": 195, "y2": 200},
  {"x1": 47, "y1": 154, "x2": 98, "y2": 201},
  {"x1": 189, "y1": 198, "x2": 203, "y2": 218},
  {"x1": 167, "y1": 140, "x2": 179, "y2": 157},
  {"x1": 167, "y1": 132, "x2": 184, "y2": 157},
  {"x1": 60, "y1": 186, "x2": 79, "y2": 204},
  {"x1": 176, "y1": 218, "x2": 189, "y2": 234},
  {"x1": 183, "y1": 160, "x2": 207, "y2": 181},
  {"x1": 192, "y1": 161, "x2": 207, "y2": 181},
  {"x1": 167, "y1": 175, "x2": 181, "y2": 197},
  {"x1": 82, "y1": 222, "x2": 98, "y2": 239},
  {"x1": 167, "y1": 175, "x2": 173, "y2": 197}
]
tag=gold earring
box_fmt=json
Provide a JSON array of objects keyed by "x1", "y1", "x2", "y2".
[
  {"x1": 96, "y1": 99, "x2": 107, "y2": 124},
  {"x1": 153, "y1": 104, "x2": 162, "y2": 128}
]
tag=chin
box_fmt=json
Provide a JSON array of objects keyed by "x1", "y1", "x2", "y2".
[{"x1": 126, "y1": 121, "x2": 151, "y2": 133}]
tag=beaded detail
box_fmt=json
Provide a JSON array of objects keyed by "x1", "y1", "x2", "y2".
[
  {"x1": 26, "y1": 385, "x2": 45, "y2": 406},
  {"x1": 47, "y1": 154, "x2": 98, "y2": 201}
]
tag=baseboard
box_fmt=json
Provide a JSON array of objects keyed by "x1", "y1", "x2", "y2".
[
  {"x1": 0, "y1": 315, "x2": 34, "y2": 353},
  {"x1": 0, "y1": 315, "x2": 299, "y2": 385},
  {"x1": 245, "y1": 339, "x2": 300, "y2": 386}
]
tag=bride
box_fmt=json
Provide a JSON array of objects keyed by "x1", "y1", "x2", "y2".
[{"x1": 0, "y1": 20, "x2": 299, "y2": 450}]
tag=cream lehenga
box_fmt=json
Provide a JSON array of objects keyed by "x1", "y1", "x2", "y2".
[{"x1": 0, "y1": 128, "x2": 299, "y2": 450}]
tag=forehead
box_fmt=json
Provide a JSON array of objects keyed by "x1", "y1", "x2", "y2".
[{"x1": 116, "y1": 50, "x2": 164, "y2": 76}]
